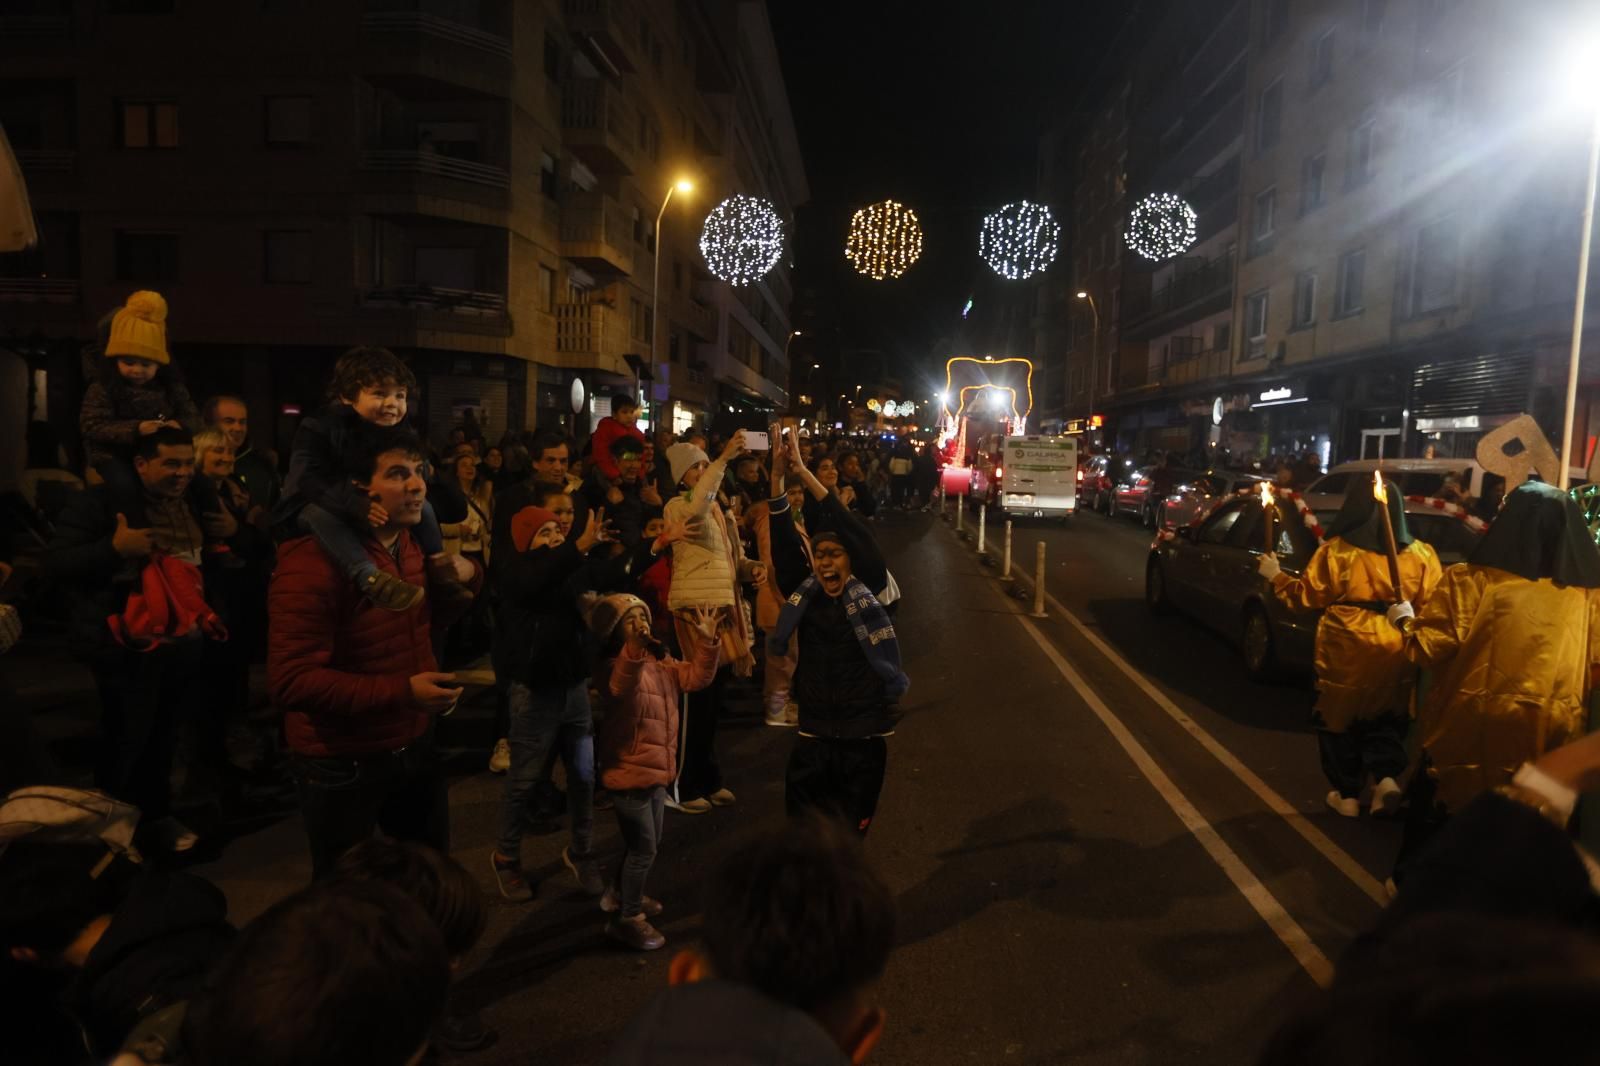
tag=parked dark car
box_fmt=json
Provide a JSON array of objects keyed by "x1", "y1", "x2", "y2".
[
  {"x1": 1147, "y1": 493, "x2": 1486, "y2": 680},
  {"x1": 1159, "y1": 470, "x2": 1268, "y2": 529},
  {"x1": 1113, "y1": 465, "x2": 1202, "y2": 528}
]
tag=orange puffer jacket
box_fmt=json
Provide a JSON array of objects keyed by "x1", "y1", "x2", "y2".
[{"x1": 595, "y1": 638, "x2": 719, "y2": 791}]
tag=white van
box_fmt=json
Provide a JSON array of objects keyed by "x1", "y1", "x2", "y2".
[
  {"x1": 1303, "y1": 459, "x2": 1488, "y2": 516},
  {"x1": 999, "y1": 435, "x2": 1078, "y2": 520}
]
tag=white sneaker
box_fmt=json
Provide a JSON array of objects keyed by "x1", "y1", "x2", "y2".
[
  {"x1": 1370, "y1": 776, "x2": 1403, "y2": 817},
  {"x1": 1324, "y1": 791, "x2": 1360, "y2": 819},
  {"x1": 764, "y1": 708, "x2": 797, "y2": 728},
  {"x1": 488, "y1": 738, "x2": 510, "y2": 774},
  {"x1": 146, "y1": 816, "x2": 199, "y2": 853}
]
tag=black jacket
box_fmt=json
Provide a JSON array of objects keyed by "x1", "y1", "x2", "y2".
[
  {"x1": 605, "y1": 981, "x2": 849, "y2": 1066},
  {"x1": 772, "y1": 492, "x2": 897, "y2": 739},
  {"x1": 272, "y1": 405, "x2": 369, "y2": 539},
  {"x1": 68, "y1": 869, "x2": 235, "y2": 1058},
  {"x1": 230, "y1": 445, "x2": 281, "y2": 512},
  {"x1": 45, "y1": 485, "x2": 237, "y2": 655},
  {"x1": 492, "y1": 539, "x2": 591, "y2": 687}
]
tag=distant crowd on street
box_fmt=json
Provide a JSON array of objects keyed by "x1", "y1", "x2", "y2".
[{"x1": 3, "y1": 288, "x2": 1600, "y2": 1064}]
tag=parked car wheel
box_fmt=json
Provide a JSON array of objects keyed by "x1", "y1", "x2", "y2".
[
  {"x1": 1145, "y1": 558, "x2": 1170, "y2": 616},
  {"x1": 1141, "y1": 502, "x2": 1157, "y2": 529},
  {"x1": 1241, "y1": 603, "x2": 1280, "y2": 681}
]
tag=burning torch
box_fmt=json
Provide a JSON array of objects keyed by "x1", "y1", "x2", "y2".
[
  {"x1": 1372, "y1": 471, "x2": 1403, "y2": 598},
  {"x1": 1258, "y1": 481, "x2": 1277, "y2": 554}
]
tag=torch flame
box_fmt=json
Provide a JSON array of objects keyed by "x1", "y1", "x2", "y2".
[
  {"x1": 1258, "y1": 481, "x2": 1273, "y2": 509},
  {"x1": 1372, "y1": 470, "x2": 1387, "y2": 503}
]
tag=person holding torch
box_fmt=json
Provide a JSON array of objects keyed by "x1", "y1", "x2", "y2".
[
  {"x1": 1385, "y1": 480, "x2": 1600, "y2": 883},
  {"x1": 1257, "y1": 475, "x2": 1442, "y2": 818}
]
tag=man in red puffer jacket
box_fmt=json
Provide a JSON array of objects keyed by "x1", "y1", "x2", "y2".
[{"x1": 269, "y1": 424, "x2": 480, "y2": 878}]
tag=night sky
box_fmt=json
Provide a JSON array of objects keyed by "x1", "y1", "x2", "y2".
[{"x1": 769, "y1": 1, "x2": 1132, "y2": 396}]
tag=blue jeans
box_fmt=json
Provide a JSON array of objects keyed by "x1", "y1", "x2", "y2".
[
  {"x1": 498, "y1": 679, "x2": 594, "y2": 860},
  {"x1": 300, "y1": 500, "x2": 445, "y2": 583},
  {"x1": 610, "y1": 785, "x2": 666, "y2": 917}
]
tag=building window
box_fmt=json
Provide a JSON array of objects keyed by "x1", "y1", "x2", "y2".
[
  {"x1": 544, "y1": 33, "x2": 561, "y2": 81},
  {"x1": 1251, "y1": 188, "x2": 1277, "y2": 252},
  {"x1": 539, "y1": 151, "x2": 558, "y2": 198},
  {"x1": 1408, "y1": 219, "x2": 1459, "y2": 315},
  {"x1": 1213, "y1": 321, "x2": 1232, "y2": 352},
  {"x1": 672, "y1": 261, "x2": 683, "y2": 291},
  {"x1": 631, "y1": 206, "x2": 642, "y2": 244},
  {"x1": 1336, "y1": 249, "x2": 1366, "y2": 316},
  {"x1": 1292, "y1": 272, "x2": 1317, "y2": 328},
  {"x1": 631, "y1": 297, "x2": 646, "y2": 341},
  {"x1": 109, "y1": 0, "x2": 175, "y2": 11},
  {"x1": 1347, "y1": 118, "x2": 1377, "y2": 186},
  {"x1": 1256, "y1": 79, "x2": 1283, "y2": 153},
  {"x1": 1300, "y1": 154, "x2": 1326, "y2": 213},
  {"x1": 115, "y1": 232, "x2": 179, "y2": 282},
  {"x1": 1245, "y1": 290, "x2": 1270, "y2": 356},
  {"x1": 537, "y1": 265, "x2": 556, "y2": 313},
  {"x1": 1264, "y1": 0, "x2": 1290, "y2": 42},
  {"x1": 263, "y1": 230, "x2": 312, "y2": 284},
  {"x1": 119, "y1": 100, "x2": 178, "y2": 149},
  {"x1": 1310, "y1": 30, "x2": 1335, "y2": 89},
  {"x1": 264, "y1": 96, "x2": 313, "y2": 146}
]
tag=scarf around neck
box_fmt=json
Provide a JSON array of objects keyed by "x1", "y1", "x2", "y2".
[{"x1": 769, "y1": 575, "x2": 909, "y2": 699}]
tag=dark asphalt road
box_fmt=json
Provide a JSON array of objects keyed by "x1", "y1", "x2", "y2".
[{"x1": 184, "y1": 506, "x2": 1394, "y2": 1065}]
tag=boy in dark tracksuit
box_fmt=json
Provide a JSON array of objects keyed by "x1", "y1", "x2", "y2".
[{"x1": 766, "y1": 431, "x2": 908, "y2": 837}]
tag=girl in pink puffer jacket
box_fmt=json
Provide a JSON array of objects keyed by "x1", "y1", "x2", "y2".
[{"x1": 588, "y1": 594, "x2": 719, "y2": 951}]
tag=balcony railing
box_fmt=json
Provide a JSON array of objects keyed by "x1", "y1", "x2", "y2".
[
  {"x1": 0, "y1": 278, "x2": 80, "y2": 303},
  {"x1": 683, "y1": 299, "x2": 716, "y2": 341},
  {"x1": 14, "y1": 149, "x2": 76, "y2": 174},
  {"x1": 361, "y1": 11, "x2": 513, "y2": 59},
  {"x1": 0, "y1": 14, "x2": 71, "y2": 35},
  {"x1": 555, "y1": 300, "x2": 630, "y2": 372},
  {"x1": 558, "y1": 191, "x2": 635, "y2": 274},
  {"x1": 1160, "y1": 346, "x2": 1232, "y2": 387},
  {"x1": 561, "y1": 79, "x2": 636, "y2": 173},
  {"x1": 563, "y1": 0, "x2": 639, "y2": 73},
  {"x1": 1125, "y1": 251, "x2": 1235, "y2": 329},
  {"x1": 361, "y1": 150, "x2": 509, "y2": 189},
  {"x1": 361, "y1": 285, "x2": 506, "y2": 315}
]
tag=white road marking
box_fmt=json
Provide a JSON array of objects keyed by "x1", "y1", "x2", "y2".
[
  {"x1": 1002, "y1": 595, "x2": 1335, "y2": 988},
  {"x1": 1009, "y1": 562, "x2": 1389, "y2": 906}
]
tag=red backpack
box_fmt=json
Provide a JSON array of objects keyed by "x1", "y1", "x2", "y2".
[{"x1": 107, "y1": 552, "x2": 229, "y2": 650}]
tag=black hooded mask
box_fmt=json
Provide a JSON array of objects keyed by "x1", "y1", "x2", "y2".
[
  {"x1": 1470, "y1": 480, "x2": 1600, "y2": 588},
  {"x1": 1324, "y1": 477, "x2": 1411, "y2": 555}
]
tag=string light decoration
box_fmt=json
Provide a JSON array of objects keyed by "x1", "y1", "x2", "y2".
[
  {"x1": 698, "y1": 194, "x2": 785, "y2": 286},
  {"x1": 1124, "y1": 192, "x2": 1198, "y2": 261},
  {"x1": 940, "y1": 356, "x2": 1035, "y2": 431},
  {"x1": 844, "y1": 199, "x2": 924, "y2": 280},
  {"x1": 978, "y1": 200, "x2": 1060, "y2": 280}
]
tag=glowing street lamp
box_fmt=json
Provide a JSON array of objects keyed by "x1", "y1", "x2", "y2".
[
  {"x1": 650, "y1": 177, "x2": 695, "y2": 429},
  {"x1": 1556, "y1": 38, "x2": 1600, "y2": 489}
]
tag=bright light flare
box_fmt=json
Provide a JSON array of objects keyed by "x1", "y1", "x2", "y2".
[
  {"x1": 1258, "y1": 481, "x2": 1274, "y2": 510},
  {"x1": 1372, "y1": 470, "x2": 1387, "y2": 503}
]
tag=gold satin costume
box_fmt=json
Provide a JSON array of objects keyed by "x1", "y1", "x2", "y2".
[
  {"x1": 1403, "y1": 564, "x2": 1600, "y2": 812},
  {"x1": 1271, "y1": 539, "x2": 1442, "y2": 733}
]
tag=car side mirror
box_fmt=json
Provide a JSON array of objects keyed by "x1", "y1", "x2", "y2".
[{"x1": 1175, "y1": 525, "x2": 1195, "y2": 542}]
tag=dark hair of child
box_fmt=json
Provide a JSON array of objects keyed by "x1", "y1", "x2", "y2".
[
  {"x1": 326, "y1": 346, "x2": 419, "y2": 404},
  {"x1": 97, "y1": 349, "x2": 188, "y2": 413},
  {"x1": 332, "y1": 839, "x2": 487, "y2": 960}
]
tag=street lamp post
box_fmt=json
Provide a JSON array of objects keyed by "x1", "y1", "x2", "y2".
[
  {"x1": 651, "y1": 178, "x2": 694, "y2": 431},
  {"x1": 1076, "y1": 290, "x2": 1101, "y2": 435},
  {"x1": 1559, "y1": 101, "x2": 1600, "y2": 489}
]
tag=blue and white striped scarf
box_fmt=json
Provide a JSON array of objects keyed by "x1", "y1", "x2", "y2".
[{"x1": 769, "y1": 575, "x2": 909, "y2": 699}]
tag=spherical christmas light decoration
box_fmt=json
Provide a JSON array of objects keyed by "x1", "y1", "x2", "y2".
[
  {"x1": 698, "y1": 194, "x2": 785, "y2": 286},
  {"x1": 978, "y1": 200, "x2": 1060, "y2": 280},
  {"x1": 1124, "y1": 192, "x2": 1198, "y2": 261},
  {"x1": 844, "y1": 199, "x2": 924, "y2": 280}
]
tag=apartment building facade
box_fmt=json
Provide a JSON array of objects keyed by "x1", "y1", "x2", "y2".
[
  {"x1": 1040, "y1": 0, "x2": 1598, "y2": 468},
  {"x1": 0, "y1": 0, "x2": 805, "y2": 461}
]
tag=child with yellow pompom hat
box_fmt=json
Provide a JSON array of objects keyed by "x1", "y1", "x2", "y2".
[{"x1": 78, "y1": 290, "x2": 235, "y2": 568}]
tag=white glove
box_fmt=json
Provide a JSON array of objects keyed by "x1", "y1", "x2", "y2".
[
  {"x1": 1256, "y1": 553, "x2": 1281, "y2": 581},
  {"x1": 1386, "y1": 601, "x2": 1415, "y2": 629}
]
